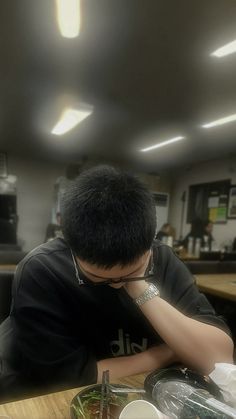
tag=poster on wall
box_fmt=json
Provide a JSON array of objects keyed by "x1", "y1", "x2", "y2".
[
  {"x1": 187, "y1": 179, "x2": 230, "y2": 224},
  {"x1": 208, "y1": 190, "x2": 228, "y2": 223},
  {"x1": 228, "y1": 186, "x2": 236, "y2": 219}
]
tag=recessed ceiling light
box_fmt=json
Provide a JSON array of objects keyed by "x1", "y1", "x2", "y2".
[
  {"x1": 140, "y1": 136, "x2": 185, "y2": 152},
  {"x1": 211, "y1": 40, "x2": 236, "y2": 57},
  {"x1": 202, "y1": 113, "x2": 236, "y2": 129},
  {"x1": 56, "y1": 0, "x2": 80, "y2": 38},
  {"x1": 51, "y1": 107, "x2": 92, "y2": 135}
]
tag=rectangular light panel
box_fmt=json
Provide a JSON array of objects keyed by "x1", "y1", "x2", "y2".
[
  {"x1": 140, "y1": 136, "x2": 185, "y2": 152},
  {"x1": 202, "y1": 113, "x2": 236, "y2": 128},
  {"x1": 56, "y1": 0, "x2": 80, "y2": 38},
  {"x1": 211, "y1": 40, "x2": 236, "y2": 57},
  {"x1": 51, "y1": 107, "x2": 92, "y2": 135}
]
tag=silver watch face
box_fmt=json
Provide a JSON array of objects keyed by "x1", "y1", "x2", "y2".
[{"x1": 135, "y1": 283, "x2": 160, "y2": 306}]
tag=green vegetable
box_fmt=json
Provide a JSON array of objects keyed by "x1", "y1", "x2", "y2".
[{"x1": 72, "y1": 389, "x2": 130, "y2": 419}]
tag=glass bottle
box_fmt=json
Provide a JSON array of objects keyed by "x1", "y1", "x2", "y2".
[
  {"x1": 187, "y1": 236, "x2": 194, "y2": 255},
  {"x1": 194, "y1": 237, "x2": 201, "y2": 258}
]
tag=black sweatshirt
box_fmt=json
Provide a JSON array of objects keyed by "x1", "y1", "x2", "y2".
[{"x1": 3, "y1": 238, "x2": 230, "y2": 394}]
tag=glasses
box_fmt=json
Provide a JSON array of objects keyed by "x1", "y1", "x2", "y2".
[{"x1": 71, "y1": 250, "x2": 154, "y2": 286}]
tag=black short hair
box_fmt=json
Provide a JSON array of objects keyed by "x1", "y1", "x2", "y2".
[{"x1": 61, "y1": 165, "x2": 156, "y2": 267}]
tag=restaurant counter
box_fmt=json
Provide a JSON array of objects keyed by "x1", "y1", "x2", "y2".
[{"x1": 185, "y1": 260, "x2": 236, "y2": 275}]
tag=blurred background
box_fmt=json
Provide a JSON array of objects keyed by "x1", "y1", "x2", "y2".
[{"x1": 0, "y1": 0, "x2": 236, "y2": 253}]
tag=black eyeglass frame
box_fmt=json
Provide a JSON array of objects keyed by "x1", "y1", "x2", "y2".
[{"x1": 71, "y1": 250, "x2": 155, "y2": 286}]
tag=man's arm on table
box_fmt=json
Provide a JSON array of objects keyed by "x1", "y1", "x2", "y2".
[
  {"x1": 124, "y1": 280, "x2": 234, "y2": 375},
  {"x1": 97, "y1": 283, "x2": 233, "y2": 382},
  {"x1": 97, "y1": 343, "x2": 177, "y2": 382}
]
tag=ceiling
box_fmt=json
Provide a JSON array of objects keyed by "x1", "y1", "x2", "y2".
[{"x1": 1, "y1": 0, "x2": 236, "y2": 174}]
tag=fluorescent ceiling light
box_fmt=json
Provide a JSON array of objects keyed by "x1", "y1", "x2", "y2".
[
  {"x1": 202, "y1": 113, "x2": 236, "y2": 129},
  {"x1": 140, "y1": 136, "x2": 185, "y2": 152},
  {"x1": 51, "y1": 107, "x2": 92, "y2": 135},
  {"x1": 211, "y1": 40, "x2": 236, "y2": 57},
  {"x1": 56, "y1": 0, "x2": 80, "y2": 38}
]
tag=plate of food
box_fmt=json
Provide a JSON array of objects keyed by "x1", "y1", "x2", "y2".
[{"x1": 70, "y1": 383, "x2": 144, "y2": 419}]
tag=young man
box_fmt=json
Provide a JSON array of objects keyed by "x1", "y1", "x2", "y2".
[{"x1": 0, "y1": 165, "x2": 233, "y2": 400}]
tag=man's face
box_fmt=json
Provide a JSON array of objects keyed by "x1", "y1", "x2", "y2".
[{"x1": 76, "y1": 250, "x2": 151, "y2": 288}]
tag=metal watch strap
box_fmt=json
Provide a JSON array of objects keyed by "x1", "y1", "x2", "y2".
[{"x1": 134, "y1": 283, "x2": 160, "y2": 306}]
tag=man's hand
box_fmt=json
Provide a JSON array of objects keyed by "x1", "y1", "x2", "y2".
[{"x1": 124, "y1": 280, "x2": 149, "y2": 300}]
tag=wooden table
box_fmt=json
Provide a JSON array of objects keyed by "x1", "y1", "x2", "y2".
[
  {"x1": 0, "y1": 375, "x2": 146, "y2": 419},
  {"x1": 195, "y1": 274, "x2": 236, "y2": 302}
]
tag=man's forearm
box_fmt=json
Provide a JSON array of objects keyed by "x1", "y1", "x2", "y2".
[
  {"x1": 125, "y1": 282, "x2": 234, "y2": 374},
  {"x1": 97, "y1": 343, "x2": 177, "y2": 382},
  {"x1": 142, "y1": 297, "x2": 233, "y2": 373}
]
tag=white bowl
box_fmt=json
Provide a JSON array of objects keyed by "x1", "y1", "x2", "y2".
[{"x1": 119, "y1": 399, "x2": 168, "y2": 419}]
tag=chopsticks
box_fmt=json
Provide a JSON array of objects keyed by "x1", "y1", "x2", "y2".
[
  {"x1": 99, "y1": 370, "x2": 110, "y2": 419},
  {"x1": 109, "y1": 385, "x2": 145, "y2": 394}
]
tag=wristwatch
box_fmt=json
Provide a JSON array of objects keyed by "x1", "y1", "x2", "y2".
[{"x1": 134, "y1": 283, "x2": 160, "y2": 306}]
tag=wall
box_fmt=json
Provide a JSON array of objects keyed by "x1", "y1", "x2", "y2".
[
  {"x1": 169, "y1": 157, "x2": 236, "y2": 246},
  {"x1": 7, "y1": 157, "x2": 169, "y2": 252},
  {"x1": 137, "y1": 172, "x2": 171, "y2": 194},
  {"x1": 8, "y1": 156, "x2": 65, "y2": 252}
]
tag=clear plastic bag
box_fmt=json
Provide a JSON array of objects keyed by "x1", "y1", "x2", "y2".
[{"x1": 152, "y1": 379, "x2": 236, "y2": 419}]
